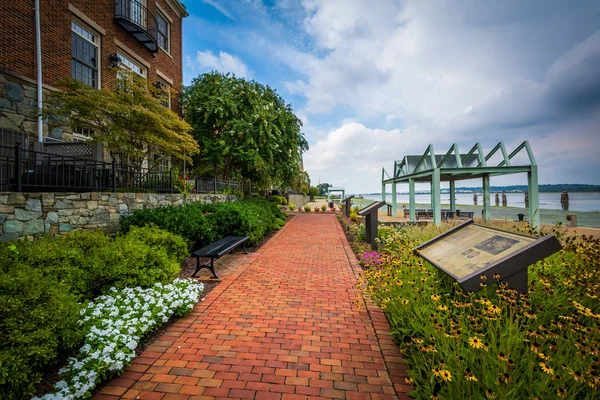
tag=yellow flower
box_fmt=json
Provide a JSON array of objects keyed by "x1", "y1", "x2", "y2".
[
  {"x1": 569, "y1": 370, "x2": 584, "y2": 382},
  {"x1": 497, "y1": 352, "x2": 508, "y2": 361},
  {"x1": 440, "y1": 370, "x2": 452, "y2": 382},
  {"x1": 488, "y1": 304, "x2": 501, "y2": 315},
  {"x1": 438, "y1": 305, "x2": 449, "y2": 312},
  {"x1": 402, "y1": 299, "x2": 409, "y2": 305},
  {"x1": 557, "y1": 388, "x2": 567, "y2": 398},
  {"x1": 486, "y1": 389, "x2": 496, "y2": 399},
  {"x1": 468, "y1": 337, "x2": 484, "y2": 349},
  {"x1": 404, "y1": 377, "x2": 413, "y2": 384},
  {"x1": 431, "y1": 294, "x2": 441, "y2": 301},
  {"x1": 539, "y1": 362, "x2": 554, "y2": 375}
]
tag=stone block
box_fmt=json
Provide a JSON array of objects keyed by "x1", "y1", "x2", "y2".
[
  {"x1": 5, "y1": 112, "x2": 25, "y2": 127},
  {"x1": 66, "y1": 194, "x2": 81, "y2": 200},
  {"x1": 0, "y1": 214, "x2": 7, "y2": 224},
  {"x1": 0, "y1": 233, "x2": 20, "y2": 242},
  {"x1": 72, "y1": 200, "x2": 87, "y2": 208},
  {"x1": 117, "y1": 193, "x2": 124, "y2": 199},
  {"x1": 107, "y1": 197, "x2": 118, "y2": 206},
  {"x1": 24, "y1": 198, "x2": 42, "y2": 212},
  {"x1": 0, "y1": 98, "x2": 12, "y2": 110},
  {"x1": 22, "y1": 120, "x2": 37, "y2": 133},
  {"x1": 45, "y1": 211, "x2": 59, "y2": 224},
  {"x1": 23, "y1": 219, "x2": 44, "y2": 235},
  {"x1": 3, "y1": 220, "x2": 23, "y2": 234},
  {"x1": 14, "y1": 208, "x2": 42, "y2": 221},
  {"x1": 49, "y1": 127, "x2": 62, "y2": 139},
  {"x1": 90, "y1": 211, "x2": 110, "y2": 224},
  {"x1": 55, "y1": 199, "x2": 72, "y2": 209},
  {"x1": 0, "y1": 204, "x2": 14, "y2": 213},
  {"x1": 124, "y1": 193, "x2": 136, "y2": 199},
  {"x1": 59, "y1": 223, "x2": 74, "y2": 232},
  {"x1": 0, "y1": 194, "x2": 7, "y2": 203},
  {"x1": 87, "y1": 200, "x2": 98, "y2": 210},
  {"x1": 80, "y1": 193, "x2": 91, "y2": 200},
  {"x1": 91, "y1": 192, "x2": 101, "y2": 200},
  {"x1": 8, "y1": 193, "x2": 26, "y2": 205},
  {"x1": 5, "y1": 81, "x2": 23, "y2": 101},
  {"x1": 42, "y1": 193, "x2": 55, "y2": 206},
  {"x1": 117, "y1": 203, "x2": 128, "y2": 213},
  {"x1": 49, "y1": 225, "x2": 59, "y2": 235},
  {"x1": 58, "y1": 209, "x2": 73, "y2": 216},
  {"x1": 79, "y1": 209, "x2": 92, "y2": 217}
]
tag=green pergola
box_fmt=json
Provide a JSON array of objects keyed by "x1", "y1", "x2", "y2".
[
  {"x1": 381, "y1": 141, "x2": 540, "y2": 229},
  {"x1": 327, "y1": 187, "x2": 345, "y2": 202}
]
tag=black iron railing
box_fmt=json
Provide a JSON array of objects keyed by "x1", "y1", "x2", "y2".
[
  {"x1": 114, "y1": 0, "x2": 158, "y2": 52},
  {"x1": 0, "y1": 144, "x2": 242, "y2": 194}
]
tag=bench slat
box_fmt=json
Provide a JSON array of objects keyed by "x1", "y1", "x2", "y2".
[{"x1": 193, "y1": 236, "x2": 249, "y2": 258}]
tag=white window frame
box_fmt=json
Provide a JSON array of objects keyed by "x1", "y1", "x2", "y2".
[
  {"x1": 71, "y1": 20, "x2": 101, "y2": 89},
  {"x1": 117, "y1": 49, "x2": 147, "y2": 78},
  {"x1": 155, "y1": 9, "x2": 170, "y2": 54}
]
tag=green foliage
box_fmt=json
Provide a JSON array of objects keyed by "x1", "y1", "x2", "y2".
[
  {"x1": 317, "y1": 183, "x2": 331, "y2": 196},
  {"x1": 182, "y1": 72, "x2": 308, "y2": 188},
  {"x1": 304, "y1": 205, "x2": 312, "y2": 212},
  {"x1": 0, "y1": 226, "x2": 186, "y2": 398},
  {"x1": 359, "y1": 225, "x2": 600, "y2": 399},
  {"x1": 46, "y1": 70, "x2": 198, "y2": 170},
  {"x1": 308, "y1": 186, "x2": 319, "y2": 198},
  {"x1": 121, "y1": 198, "x2": 284, "y2": 250},
  {"x1": 269, "y1": 195, "x2": 287, "y2": 205},
  {"x1": 321, "y1": 204, "x2": 327, "y2": 212},
  {"x1": 288, "y1": 203, "x2": 296, "y2": 211}
]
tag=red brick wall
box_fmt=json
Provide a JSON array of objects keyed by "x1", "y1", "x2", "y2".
[{"x1": 0, "y1": 0, "x2": 184, "y2": 112}]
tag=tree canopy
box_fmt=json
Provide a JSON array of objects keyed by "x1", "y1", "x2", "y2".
[
  {"x1": 182, "y1": 72, "x2": 308, "y2": 189},
  {"x1": 317, "y1": 183, "x2": 332, "y2": 196},
  {"x1": 46, "y1": 71, "x2": 198, "y2": 170}
]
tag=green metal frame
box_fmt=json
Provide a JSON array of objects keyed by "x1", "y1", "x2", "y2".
[
  {"x1": 382, "y1": 141, "x2": 539, "y2": 229},
  {"x1": 327, "y1": 186, "x2": 345, "y2": 202}
]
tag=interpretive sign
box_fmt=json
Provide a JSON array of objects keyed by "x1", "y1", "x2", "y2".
[
  {"x1": 358, "y1": 201, "x2": 386, "y2": 250},
  {"x1": 414, "y1": 220, "x2": 562, "y2": 293},
  {"x1": 342, "y1": 195, "x2": 355, "y2": 218}
]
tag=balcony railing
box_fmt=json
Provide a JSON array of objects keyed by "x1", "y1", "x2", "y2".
[{"x1": 114, "y1": 0, "x2": 158, "y2": 52}]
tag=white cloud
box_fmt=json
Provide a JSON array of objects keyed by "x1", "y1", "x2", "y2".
[
  {"x1": 188, "y1": 50, "x2": 250, "y2": 78},
  {"x1": 201, "y1": 0, "x2": 236, "y2": 21}
]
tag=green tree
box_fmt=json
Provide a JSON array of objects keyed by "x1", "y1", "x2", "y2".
[
  {"x1": 46, "y1": 70, "x2": 198, "y2": 170},
  {"x1": 308, "y1": 186, "x2": 319, "y2": 199},
  {"x1": 182, "y1": 72, "x2": 308, "y2": 189},
  {"x1": 317, "y1": 183, "x2": 331, "y2": 196}
]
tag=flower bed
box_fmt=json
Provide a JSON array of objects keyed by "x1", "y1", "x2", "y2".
[
  {"x1": 34, "y1": 279, "x2": 203, "y2": 399},
  {"x1": 0, "y1": 226, "x2": 188, "y2": 398},
  {"x1": 355, "y1": 223, "x2": 600, "y2": 399}
]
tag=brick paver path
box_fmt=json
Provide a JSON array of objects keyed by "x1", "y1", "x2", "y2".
[{"x1": 95, "y1": 214, "x2": 411, "y2": 399}]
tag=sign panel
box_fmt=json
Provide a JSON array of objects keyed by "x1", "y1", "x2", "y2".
[
  {"x1": 414, "y1": 220, "x2": 562, "y2": 293},
  {"x1": 417, "y1": 224, "x2": 536, "y2": 280}
]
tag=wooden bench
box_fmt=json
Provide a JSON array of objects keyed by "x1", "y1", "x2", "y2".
[{"x1": 192, "y1": 236, "x2": 249, "y2": 278}]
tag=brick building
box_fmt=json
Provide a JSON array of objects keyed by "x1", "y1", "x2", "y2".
[{"x1": 0, "y1": 0, "x2": 188, "y2": 144}]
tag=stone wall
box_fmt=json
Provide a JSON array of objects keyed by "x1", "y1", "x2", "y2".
[
  {"x1": 0, "y1": 192, "x2": 237, "y2": 241},
  {"x1": 286, "y1": 193, "x2": 309, "y2": 208}
]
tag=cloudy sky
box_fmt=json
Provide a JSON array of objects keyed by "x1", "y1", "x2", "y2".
[{"x1": 183, "y1": 0, "x2": 600, "y2": 193}]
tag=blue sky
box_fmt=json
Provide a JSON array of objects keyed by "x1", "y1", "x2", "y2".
[{"x1": 182, "y1": 0, "x2": 600, "y2": 193}]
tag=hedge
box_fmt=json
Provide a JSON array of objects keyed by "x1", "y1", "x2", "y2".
[
  {"x1": 121, "y1": 198, "x2": 287, "y2": 250},
  {"x1": 0, "y1": 226, "x2": 188, "y2": 399}
]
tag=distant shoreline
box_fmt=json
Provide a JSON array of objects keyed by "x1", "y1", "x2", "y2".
[{"x1": 362, "y1": 191, "x2": 599, "y2": 196}]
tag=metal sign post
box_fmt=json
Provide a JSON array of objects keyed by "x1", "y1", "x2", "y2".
[
  {"x1": 414, "y1": 220, "x2": 561, "y2": 293},
  {"x1": 358, "y1": 201, "x2": 386, "y2": 250}
]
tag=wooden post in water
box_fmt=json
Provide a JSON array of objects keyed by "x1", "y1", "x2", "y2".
[
  {"x1": 473, "y1": 193, "x2": 478, "y2": 205},
  {"x1": 502, "y1": 192, "x2": 507, "y2": 207},
  {"x1": 525, "y1": 192, "x2": 529, "y2": 208},
  {"x1": 495, "y1": 192, "x2": 500, "y2": 207},
  {"x1": 560, "y1": 191, "x2": 569, "y2": 211}
]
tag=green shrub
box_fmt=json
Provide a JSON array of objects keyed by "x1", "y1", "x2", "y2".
[
  {"x1": 269, "y1": 195, "x2": 287, "y2": 205},
  {"x1": 288, "y1": 203, "x2": 296, "y2": 211},
  {"x1": 122, "y1": 198, "x2": 284, "y2": 250},
  {"x1": 321, "y1": 204, "x2": 327, "y2": 212},
  {"x1": 0, "y1": 226, "x2": 186, "y2": 398},
  {"x1": 304, "y1": 205, "x2": 311, "y2": 212}
]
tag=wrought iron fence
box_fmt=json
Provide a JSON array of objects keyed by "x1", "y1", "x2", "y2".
[{"x1": 0, "y1": 144, "x2": 243, "y2": 194}]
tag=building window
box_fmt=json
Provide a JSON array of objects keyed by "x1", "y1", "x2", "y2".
[
  {"x1": 117, "y1": 50, "x2": 147, "y2": 77},
  {"x1": 155, "y1": 78, "x2": 171, "y2": 109},
  {"x1": 156, "y1": 11, "x2": 170, "y2": 52},
  {"x1": 71, "y1": 21, "x2": 98, "y2": 87},
  {"x1": 72, "y1": 126, "x2": 94, "y2": 142},
  {"x1": 152, "y1": 153, "x2": 170, "y2": 172}
]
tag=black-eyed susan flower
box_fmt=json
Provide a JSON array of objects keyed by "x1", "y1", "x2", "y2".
[
  {"x1": 431, "y1": 294, "x2": 441, "y2": 301},
  {"x1": 440, "y1": 370, "x2": 452, "y2": 381},
  {"x1": 557, "y1": 388, "x2": 567, "y2": 398},
  {"x1": 468, "y1": 337, "x2": 484, "y2": 349},
  {"x1": 404, "y1": 377, "x2": 413, "y2": 384},
  {"x1": 499, "y1": 372, "x2": 512, "y2": 384},
  {"x1": 539, "y1": 362, "x2": 554, "y2": 375},
  {"x1": 485, "y1": 389, "x2": 496, "y2": 399},
  {"x1": 569, "y1": 370, "x2": 584, "y2": 382}
]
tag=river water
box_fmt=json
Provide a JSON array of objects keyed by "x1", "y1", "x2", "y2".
[{"x1": 362, "y1": 192, "x2": 600, "y2": 212}]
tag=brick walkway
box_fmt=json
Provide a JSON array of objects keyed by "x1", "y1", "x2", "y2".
[{"x1": 95, "y1": 214, "x2": 411, "y2": 400}]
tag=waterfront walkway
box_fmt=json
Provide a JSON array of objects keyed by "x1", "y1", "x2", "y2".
[{"x1": 95, "y1": 214, "x2": 411, "y2": 400}]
